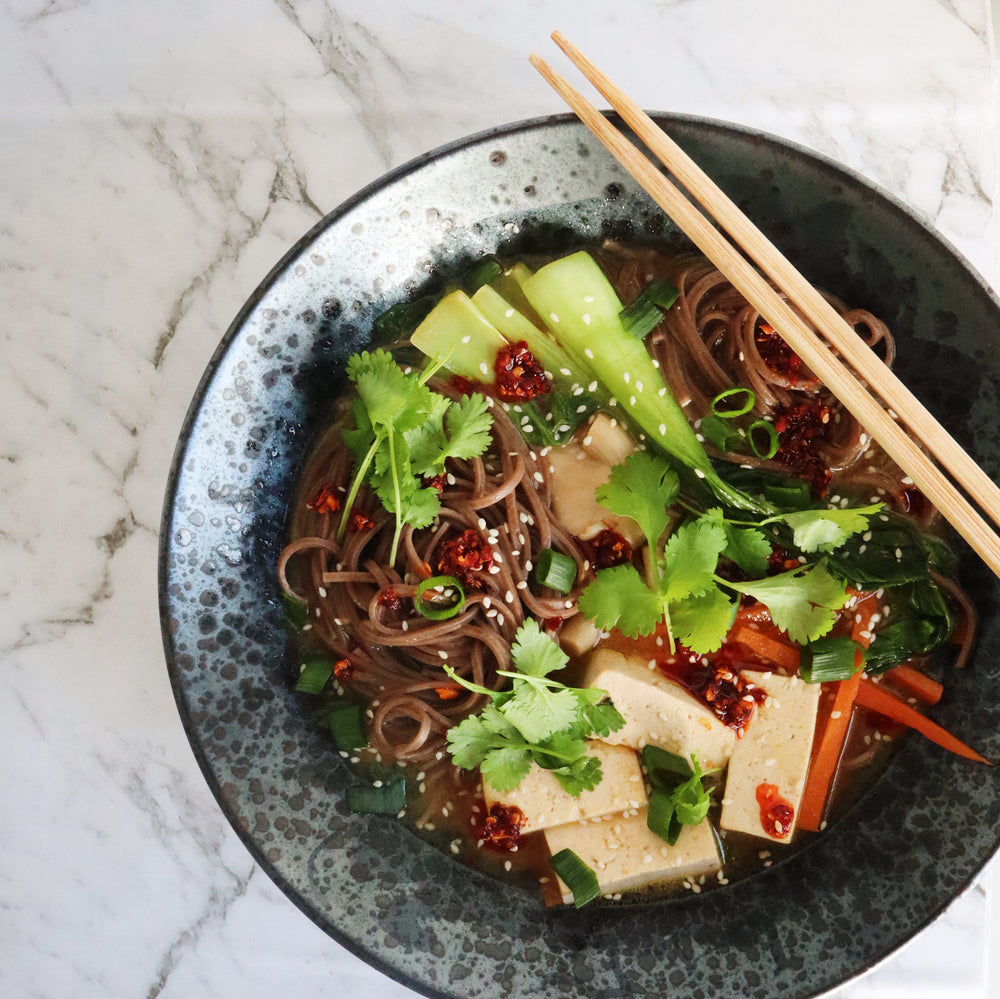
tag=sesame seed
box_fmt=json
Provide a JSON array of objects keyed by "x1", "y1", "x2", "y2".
[
  {"x1": 549, "y1": 312, "x2": 560, "y2": 323},
  {"x1": 582, "y1": 314, "x2": 591, "y2": 325},
  {"x1": 585, "y1": 348, "x2": 594, "y2": 359}
]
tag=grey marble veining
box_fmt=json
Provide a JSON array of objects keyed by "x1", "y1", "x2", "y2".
[{"x1": 1, "y1": 1, "x2": 998, "y2": 997}]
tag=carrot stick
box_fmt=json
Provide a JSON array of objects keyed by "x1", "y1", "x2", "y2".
[
  {"x1": 797, "y1": 662, "x2": 862, "y2": 832},
  {"x1": 855, "y1": 678, "x2": 989, "y2": 764},
  {"x1": 885, "y1": 664, "x2": 944, "y2": 706},
  {"x1": 798, "y1": 592, "x2": 880, "y2": 832},
  {"x1": 729, "y1": 624, "x2": 800, "y2": 672}
]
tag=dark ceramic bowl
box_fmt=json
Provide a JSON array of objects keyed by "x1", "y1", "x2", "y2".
[{"x1": 159, "y1": 114, "x2": 1000, "y2": 999}]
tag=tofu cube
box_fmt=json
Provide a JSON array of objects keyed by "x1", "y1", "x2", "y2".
[
  {"x1": 581, "y1": 649, "x2": 736, "y2": 770},
  {"x1": 545, "y1": 443, "x2": 644, "y2": 547},
  {"x1": 719, "y1": 670, "x2": 821, "y2": 843},
  {"x1": 580, "y1": 412, "x2": 637, "y2": 467},
  {"x1": 545, "y1": 808, "x2": 721, "y2": 901},
  {"x1": 482, "y1": 741, "x2": 645, "y2": 833},
  {"x1": 558, "y1": 614, "x2": 602, "y2": 658}
]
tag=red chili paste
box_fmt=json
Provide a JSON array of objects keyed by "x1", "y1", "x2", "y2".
[
  {"x1": 756, "y1": 782, "x2": 794, "y2": 839},
  {"x1": 493, "y1": 341, "x2": 549, "y2": 402},
  {"x1": 437, "y1": 528, "x2": 494, "y2": 588}
]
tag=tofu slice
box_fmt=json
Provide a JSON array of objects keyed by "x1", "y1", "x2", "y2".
[
  {"x1": 581, "y1": 649, "x2": 736, "y2": 770},
  {"x1": 719, "y1": 670, "x2": 821, "y2": 842},
  {"x1": 545, "y1": 442, "x2": 644, "y2": 547},
  {"x1": 545, "y1": 808, "x2": 721, "y2": 901},
  {"x1": 482, "y1": 741, "x2": 645, "y2": 833}
]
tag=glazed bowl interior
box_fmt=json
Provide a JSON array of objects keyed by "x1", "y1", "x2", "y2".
[{"x1": 159, "y1": 113, "x2": 1000, "y2": 999}]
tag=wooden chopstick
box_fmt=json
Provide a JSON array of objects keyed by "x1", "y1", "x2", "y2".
[
  {"x1": 549, "y1": 31, "x2": 1000, "y2": 530},
  {"x1": 529, "y1": 44, "x2": 1000, "y2": 579}
]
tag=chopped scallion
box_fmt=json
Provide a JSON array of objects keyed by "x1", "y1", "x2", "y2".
[
  {"x1": 328, "y1": 702, "x2": 368, "y2": 751},
  {"x1": 641, "y1": 745, "x2": 693, "y2": 790},
  {"x1": 618, "y1": 278, "x2": 680, "y2": 339},
  {"x1": 700, "y1": 414, "x2": 744, "y2": 453},
  {"x1": 462, "y1": 256, "x2": 504, "y2": 294},
  {"x1": 748, "y1": 419, "x2": 779, "y2": 459},
  {"x1": 549, "y1": 848, "x2": 601, "y2": 907},
  {"x1": 282, "y1": 592, "x2": 308, "y2": 630},
  {"x1": 346, "y1": 779, "x2": 407, "y2": 815},
  {"x1": 763, "y1": 477, "x2": 813, "y2": 510},
  {"x1": 534, "y1": 549, "x2": 577, "y2": 593},
  {"x1": 372, "y1": 296, "x2": 435, "y2": 338},
  {"x1": 646, "y1": 787, "x2": 683, "y2": 846},
  {"x1": 295, "y1": 657, "x2": 334, "y2": 694},
  {"x1": 414, "y1": 575, "x2": 466, "y2": 620},
  {"x1": 799, "y1": 635, "x2": 865, "y2": 683},
  {"x1": 711, "y1": 386, "x2": 755, "y2": 418}
]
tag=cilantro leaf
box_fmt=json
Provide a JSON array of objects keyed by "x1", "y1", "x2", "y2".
[
  {"x1": 549, "y1": 755, "x2": 604, "y2": 796},
  {"x1": 725, "y1": 560, "x2": 848, "y2": 644},
  {"x1": 500, "y1": 679, "x2": 581, "y2": 745},
  {"x1": 660, "y1": 517, "x2": 727, "y2": 603},
  {"x1": 595, "y1": 451, "x2": 679, "y2": 551},
  {"x1": 582, "y1": 700, "x2": 626, "y2": 738},
  {"x1": 445, "y1": 704, "x2": 517, "y2": 769},
  {"x1": 670, "y1": 586, "x2": 735, "y2": 653},
  {"x1": 532, "y1": 730, "x2": 589, "y2": 769},
  {"x1": 704, "y1": 505, "x2": 772, "y2": 576},
  {"x1": 511, "y1": 618, "x2": 569, "y2": 677},
  {"x1": 479, "y1": 747, "x2": 533, "y2": 793},
  {"x1": 671, "y1": 754, "x2": 711, "y2": 825},
  {"x1": 443, "y1": 392, "x2": 493, "y2": 462},
  {"x1": 407, "y1": 392, "x2": 492, "y2": 476},
  {"x1": 774, "y1": 503, "x2": 883, "y2": 553},
  {"x1": 348, "y1": 349, "x2": 436, "y2": 432},
  {"x1": 579, "y1": 563, "x2": 665, "y2": 638}
]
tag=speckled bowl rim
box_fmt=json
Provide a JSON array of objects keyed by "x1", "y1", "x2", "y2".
[{"x1": 159, "y1": 112, "x2": 1000, "y2": 999}]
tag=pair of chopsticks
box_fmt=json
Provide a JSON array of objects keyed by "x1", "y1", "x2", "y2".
[{"x1": 531, "y1": 32, "x2": 1000, "y2": 580}]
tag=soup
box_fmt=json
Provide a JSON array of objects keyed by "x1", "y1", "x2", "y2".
[{"x1": 277, "y1": 243, "x2": 980, "y2": 906}]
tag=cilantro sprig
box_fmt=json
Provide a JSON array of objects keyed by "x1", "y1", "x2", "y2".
[
  {"x1": 444, "y1": 620, "x2": 625, "y2": 796},
  {"x1": 578, "y1": 451, "x2": 882, "y2": 653},
  {"x1": 338, "y1": 349, "x2": 493, "y2": 562}
]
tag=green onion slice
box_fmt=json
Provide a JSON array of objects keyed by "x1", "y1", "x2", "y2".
[
  {"x1": 295, "y1": 657, "x2": 334, "y2": 694},
  {"x1": 413, "y1": 575, "x2": 466, "y2": 620},
  {"x1": 372, "y1": 296, "x2": 435, "y2": 338},
  {"x1": 700, "y1": 414, "x2": 744, "y2": 453},
  {"x1": 711, "y1": 386, "x2": 755, "y2": 418},
  {"x1": 641, "y1": 745, "x2": 693, "y2": 790},
  {"x1": 618, "y1": 278, "x2": 680, "y2": 340},
  {"x1": 549, "y1": 848, "x2": 602, "y2": 908},
  {"x1": 534, "y1": 549, "x2": 578, "y2": 593},
  {"x1": 763, "y1": 477, "x2": 812, "y2": 510},
  {"x1": 646, "y1": 788, "x2": 683, "y2": 846},
  {"x1": 346, "y1": 779, "x2": 407, "y2": 815},
  {"x1": 282, "y1": 592, "x2": 308, "y2": 629},
  {"x1": 800, "y1": 635, "x2": 865, "y2": 683},
  {"x1": 748, "y1": 419, "x2": 780, "y2": 459},
  {"x1": 328, "y1": 702, "x2": 368, "y2": 751},
  {"x1": 463, "y1": 256, "x2": 504, "y2": 294}
]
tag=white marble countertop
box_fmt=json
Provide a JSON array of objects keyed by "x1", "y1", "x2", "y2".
[{"x1": 2, "y1": 1, "x2": 998, "y2": 997}]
